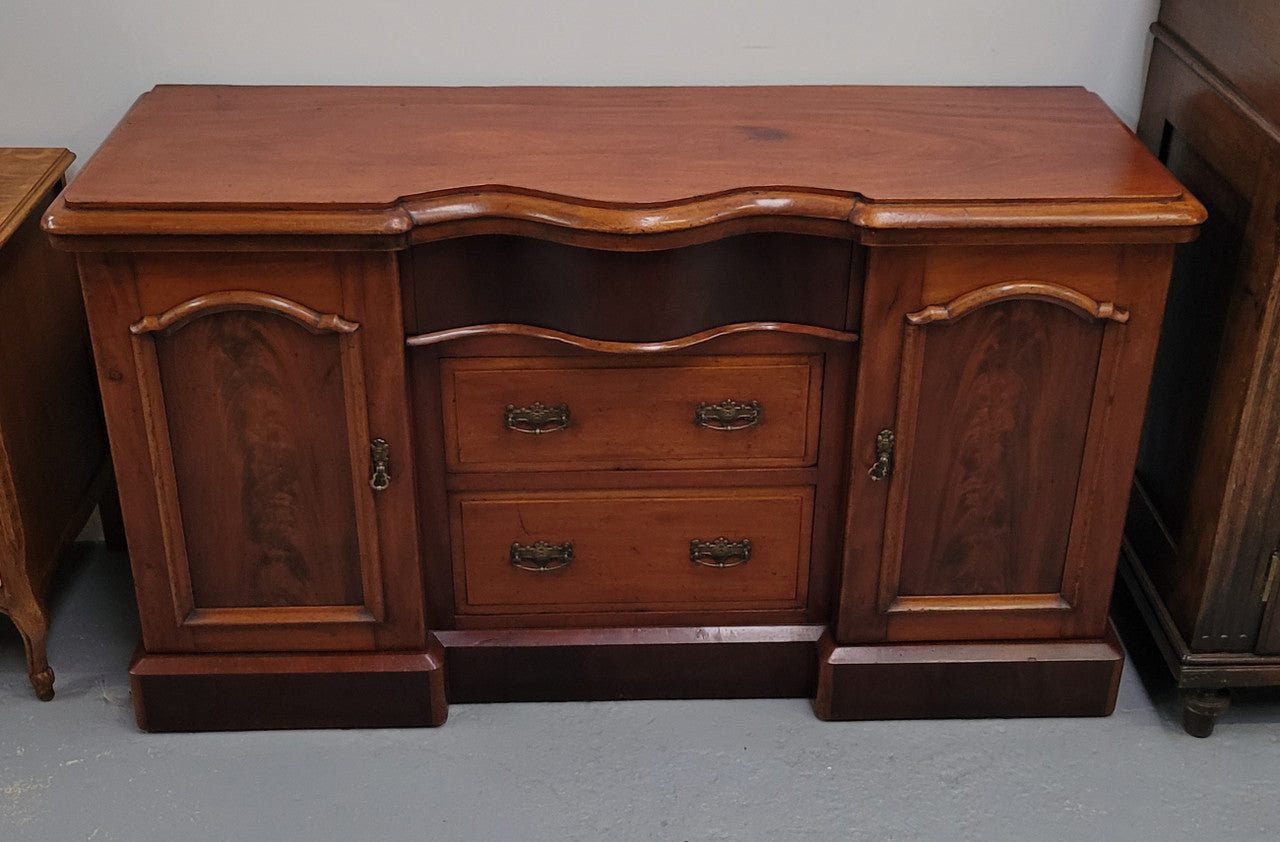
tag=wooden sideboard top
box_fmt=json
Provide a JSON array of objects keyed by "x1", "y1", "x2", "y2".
[
  {"x1": 1, "y1": 148, "x2": 73, "y2": 246},
  {"x1": 45, "y1": 86, "x2": 1203, "y2": 243}
]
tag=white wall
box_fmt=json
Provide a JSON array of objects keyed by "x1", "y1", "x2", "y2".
[{"x1": 3, "y1": 0, "x2": 1158, "y2": 167}]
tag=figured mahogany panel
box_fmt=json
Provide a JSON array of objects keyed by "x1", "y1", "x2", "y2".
[
  {"x1": 440, "y1": 354, "x2": 822, "y2": 472},
  {"x1": 409, "y1": 233, "x2": 856, "y2": 339},
  {"x1": 153, "y1": 311, "x2": 363, "y2": 608},
  {"x1": 453, "y1": 488, "x2": 813, "y2": 614},
  {"x1": 896, "y1": 300, "x2": 1105, "y2": 596}
]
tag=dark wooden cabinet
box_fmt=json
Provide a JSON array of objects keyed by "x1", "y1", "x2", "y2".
[
  {"x1": 44, "y1": 86, "x2": 1201, "y2": 730},
  {"x1": 1123, "y1": 0, "x2": 1280, "y2": 736},
  {"x1": 0, "y1": 148, "x2": 113, "y2": 700}
]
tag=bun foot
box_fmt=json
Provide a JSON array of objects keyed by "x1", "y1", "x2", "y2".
[{"x1": 1181, "y1": 688, "x2": 1230, "y2": 737}]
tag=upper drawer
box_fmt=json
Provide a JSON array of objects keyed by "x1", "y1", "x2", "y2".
[{"x1": 439, "y1": 354, "x2": 823, "y2": 472}]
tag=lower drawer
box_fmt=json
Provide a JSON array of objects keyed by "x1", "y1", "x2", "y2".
[{"x1": 452, "y1": 487, "x2": 814, "y2": 614}]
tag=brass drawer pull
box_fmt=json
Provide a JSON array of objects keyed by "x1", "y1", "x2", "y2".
[
  {"x1": 510, "y1": 540, "x2": 574, "y2": 571},
  {"x1": 694, "y1": 399, "x2": 761, "y2": 431},
  {"x1": 505, "y1": 402, "x2": 570, "y2": 434},
  {"x1": 369, "y1": 438, "x2": 391, "y2": 491},
  {"x1": 690, "y1": 537, "x2": 752, "y2": 568}
]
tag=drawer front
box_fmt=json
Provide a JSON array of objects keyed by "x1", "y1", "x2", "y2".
[
  {"x1": 440, "y1": 355, "x2": 822, "y2": 471},
  {"x1": 453, "y1": 488, "x2": 814, "y2": 613}
]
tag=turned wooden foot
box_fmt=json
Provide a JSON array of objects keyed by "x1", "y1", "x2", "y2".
[{"x1": 1181, "y1": 688, "x2": 1230, "y2": 737}]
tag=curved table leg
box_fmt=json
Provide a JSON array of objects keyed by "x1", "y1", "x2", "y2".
[
  {"x1": 1181, "y1": 688, "x2": 1230, "y2": 737},
  {"x1": 8, "y1": 607, "x2": 55, "y2": 701}
]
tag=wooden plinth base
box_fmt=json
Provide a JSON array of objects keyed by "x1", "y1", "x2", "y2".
[
  {"x1": 812, "y1": 625, "x2": 1125, "y2": 720},
  {"x1": 127, "y1": 624, "x2": 1127, "y2": 730},
  {"x1": 438, "y1": 625, "x2": 824, "y2": 703},
  {"x1": 129, "y1": 638, "x2": 447, "y2": 732}
]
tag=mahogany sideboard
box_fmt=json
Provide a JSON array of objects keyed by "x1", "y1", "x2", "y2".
[
  {"x1": 43, "y1": 86, "x2": 1203, "y2": 731},
  {"x1": 0, "y1": 148, "x2": 113, "y2": 700},
  {"x1": 1123, "y1": 0, "x2": 1280, "y2": 737}
]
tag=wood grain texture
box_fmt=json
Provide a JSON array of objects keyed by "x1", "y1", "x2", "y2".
[
  {"x1": 411, "y1": 320, "x2": 854, "y2": 632},
  {"x1": 53, "y1": 86, "x2": 1196, "y2": 727},
  {"x1": 1126, "y1": 25, "x2": 1280, "y2": 668},
  {"x1": 1157, "y1": 0, "x2": 1280, "y2": 132},
  {"x1": 407, "y1": 233, "x2": 855, "y2": 340},
  {"x1": 440, "y1": 354, "x2": 822, "y2": 472},
  {"x1": 129, "y1": 640, "x2": 447, "y2": 731},
  {"x1": 45, "y1": 86, "x2": 1202, "y2": 243},
  {"x1": 0, "y1": 148, "x2": 74, "y2": 244},
  {"x1": 837, "y1": 243, "x2": 1173, "y2": 644},
  {"x1": 452, "y1": 488, "x2": 813, "y2": 614},
  {"x1": 906, "y1": 281, "x2": 1129, "y2": 325},
  {"x1": 813, "y1": 626, "x2": 1124, "y2": 720},
  {"x1": 407, "y1": 321, "x2": 858, "y2": 352},
  {"x1": 1119, "y1": 543, "x2": 1280, "y2": 688},
  {"x1": 0, "y1": 148, "x2": 111, "y2": 700},
  {"x1": 79, "y1": 251, "x2": 424, "y2": 655},
  {"x1": 895, "y1": 300, "x2": 1104, "y2": 597},
  {"x1": 130, "y1": 290, "x2": 358, "y2": 336},
  {"x1": 152, "y1": 310, "x2": 364, "y2": 609},
  {"x1": 835, "y1": 247, "x2": 926, "y2": 643}
]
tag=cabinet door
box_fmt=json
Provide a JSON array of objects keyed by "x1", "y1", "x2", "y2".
[
  {"x1": 81, "y1": 253, "x2": 422, "y2": 653},
  {"x1": 839, "y1": 246, "x2": 1172, "y2": 643}
]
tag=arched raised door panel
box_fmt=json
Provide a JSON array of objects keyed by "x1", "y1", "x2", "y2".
[
  {"x1": 869, "y1": 280, "x2": 1131, "y2": 642},
  {"x1": 128, "y1": 290, "x2": 390, "y2": 647}
]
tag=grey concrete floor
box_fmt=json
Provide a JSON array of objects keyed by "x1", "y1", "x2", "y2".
[{"x1": 2, "y1": 544, "x2": 1278, "y2": 842}]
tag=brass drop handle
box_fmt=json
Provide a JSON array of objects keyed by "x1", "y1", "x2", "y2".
[
  {"x1": 868, "y1": 429, "x2": 895, "y2": 481},
  {"x1": 505, "y1": 402, "x2": 570, "y2": 434},
  {"x1": 695, "y1": 399, "x2": 761, "y2": 431},
  {"x1": 510, "y1": 540, "x2": 574, "y2": 572},
  {"x1": 690, "y1": 537, "x2": 752, "y2": 568},
  {"x1": 369, "y1": 438, "x2": 391, "y2": 491}
]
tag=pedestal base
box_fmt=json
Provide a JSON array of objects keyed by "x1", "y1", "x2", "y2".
[
  {"x1": 129, "y1": 638, "x2": 447, "y2": 732},
  {"x1": 127, "y1": 624, "x2": 1128, "y2": 730},
  {"x1": 812, "y1": 625, "x2": 1124, "y2": 720}
]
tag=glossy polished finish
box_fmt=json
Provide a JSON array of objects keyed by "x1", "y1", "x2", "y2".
[
  {"x1": 47, "y1": 86, "x2": 1201, "y2": 244},
  {"x1": 45, "y1": 86, "x2": 1201, "y2": 730},
  {"x1": 0, "y1": 148, "x2": 113, "y2": 701}
]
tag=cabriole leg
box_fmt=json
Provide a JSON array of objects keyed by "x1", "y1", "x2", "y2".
[{"x1": 10, "y1": 608, "x2": 55, "y2": 701}]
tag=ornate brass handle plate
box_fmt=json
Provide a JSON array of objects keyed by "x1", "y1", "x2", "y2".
[
  {"x1": 690, "y1": 537, "x2": 752, "y2": 568},
  {"x1": 510, "y1": 540, "x2": 574, "y2": 571},
  {"x1": 369, "y1": 438, "x2": 391, "y2": 491},
  {"x1": 868, "y1": 428, "x2": 895, "y2": 481},
  {"x1": 694, "y1": 399, "x2": 761, "y2": 431},
  {"x1": 504, "y1": 402, "x2": 570, "y2": 434}
]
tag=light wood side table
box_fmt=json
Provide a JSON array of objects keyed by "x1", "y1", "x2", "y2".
[{"x1": 0, "y1": 148, "x2": 114, "y2": 700}]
